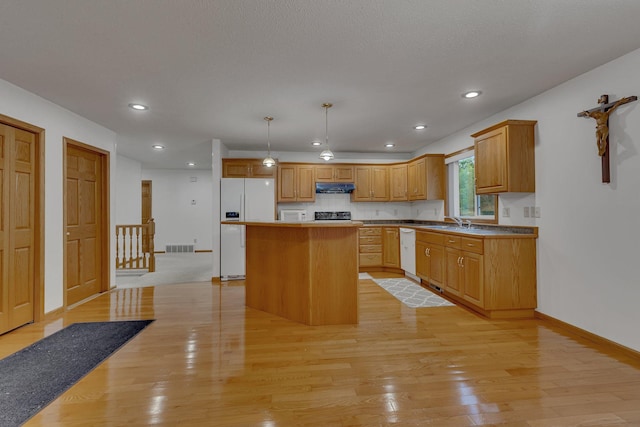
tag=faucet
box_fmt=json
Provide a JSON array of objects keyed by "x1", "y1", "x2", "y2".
[{"x1": 447, "y1": 216, "x2": 463, "y2": 227}]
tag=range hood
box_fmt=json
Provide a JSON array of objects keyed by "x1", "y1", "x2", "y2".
[{"x1": 315, "y1": 183, "x2": 356, "y2": 194}]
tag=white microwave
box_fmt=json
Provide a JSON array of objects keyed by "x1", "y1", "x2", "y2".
[{"x1": 279, "y1": 209, "x2": 307, "y2": 221}]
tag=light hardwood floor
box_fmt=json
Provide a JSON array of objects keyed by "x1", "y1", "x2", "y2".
[{"x1": 1, "y1": 273, "x2": 640, "y2": 426}]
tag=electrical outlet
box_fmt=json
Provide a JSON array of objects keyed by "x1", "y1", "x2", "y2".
[
  {"x1": 502, "y1": 207, "x2": 510, "y2": 217},
  {"x1": 524, "y1": 207, "x2": 529, "y2": 217},
  {"x1": 534, "y1": 207, "x2": 541, "y2": 218},
  {"x1": 393, "y1": 209, "x2": 398, "y2": 216},
  {"x1": 375, "y1": 209, "x2": 379, "y2": 216},
  {"x1": 193, "y1": 238, "x2": 197, "y2": 243},
  {"x1": 434, "y1": 208, "x2": 438, "y2": 216}
]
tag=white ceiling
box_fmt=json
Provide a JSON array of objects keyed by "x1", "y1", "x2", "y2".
[{"x1": 2, "y1": 1, "x2": 640, "y2": 169}]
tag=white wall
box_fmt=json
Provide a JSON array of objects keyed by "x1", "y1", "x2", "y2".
[
  {"x1": 115, "y1": 154, "x2": 142, "y2": 225},
  {"x1": 418, "y1": 48, "x2": 640, "y2": 352},
  {"x1": 0, "y1": 78, "x2": 118, "y2": 313},
  {"x1": 141, "y1": 168, "x2": 214, "y2": 251}
]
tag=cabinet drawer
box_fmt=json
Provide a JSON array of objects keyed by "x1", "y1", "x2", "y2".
[
  {"x1": 444, "y1": 234, "x2": 461, "y2": 248},
  {"x1": 416, "y1": 231, "x2": 444, "y2": 245},
  {"x1": 359, "y1": 236, "x2": 382, "y2": 245},
  {"x1": 359, "y1": 253, "x2": 382, "y2": 266},
  {"x1": 461, "y1": 237, "x2": 483, "y2": 254},
  {"x1": 359, "y1": 244, "x2": 382, "y2": 253},
  {"x1": 360, "y1": 227, "x2": 382, "y2": 236}
]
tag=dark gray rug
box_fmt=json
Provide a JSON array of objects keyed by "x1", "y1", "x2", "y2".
[{"x1": 0, "y1": 320, "x2": 154, "y2": 426}]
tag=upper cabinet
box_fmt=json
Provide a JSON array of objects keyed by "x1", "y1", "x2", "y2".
[
  {"x1": 389, "y1": 164, "x2": 408, "y2": 201},
  {"x1": 472, "y1": 120, "x2": 537, "y2": 194},
  {"x1": 352, "y1": 166, "x2": 389, "y2": 202},
  {"x1": 222, "y1": 158, "x2": 277, "y2": 178},
  {"x1": 407, "y1": 155, "x2": 445, "y2": 201},
  {"x1": 278, "y1": 163, "x2": 315, "y2": 203},
  {"x1": 315, "y1": 165, "x2": 354, "y2": 182}
]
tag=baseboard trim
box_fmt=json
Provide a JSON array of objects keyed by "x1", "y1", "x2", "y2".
[
  {"x1": 43, "y1": 306, "x2": 65, "y2": 321},
  {"x1": 211, "y1": 277, "x2": 221, "y2": 284},
  {"x1": 535, "y1": 311, "x2": 640, "y2": 361}
]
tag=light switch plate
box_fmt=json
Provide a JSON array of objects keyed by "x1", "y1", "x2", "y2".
[
  {"x1": 524, "y1": 207, "x2": 529, "y2": 217},
  {"x1": 534, "y1": 207, "x2": 541, "y2": 218}
]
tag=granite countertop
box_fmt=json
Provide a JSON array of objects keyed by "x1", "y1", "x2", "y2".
[{"x1": 358, "y1": 220, "x2": 537, "y2": 238}]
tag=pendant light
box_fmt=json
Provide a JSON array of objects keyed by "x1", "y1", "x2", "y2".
[
  {"x1": 262, "y1": 116, "x2": 276, "y2": 167},
  {"x1": 319, "y1": 103, "x2": 334, "y2": 161}
]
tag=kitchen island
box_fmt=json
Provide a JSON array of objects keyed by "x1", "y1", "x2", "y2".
[{"x1": 236, "y1": 220, "x2": 362, "y2": 326}]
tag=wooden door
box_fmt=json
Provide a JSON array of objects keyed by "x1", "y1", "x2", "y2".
[
  {"x1": 371, "y1": 166, "x2": 389, "y2": 201},
  {"x1": 390, "y1": 164, "x2": 407, "y2": 201},
  {"x1": 462, "y1": 252, "x2": 484, "y2": 307},
  {"x1": 445, "y1": 247, "x2": 462, "y2": 297},
  {"x1": 415, "y1": 241, "x2": 429, "y2": 281},
  {"x1": 0, "y1": 124, "x2": 36, "y2": 334},
  {"x1": 475, "y1": 127, "x2": 507, "y2": 193},
  {"x1": 277, "y1": 164, "x2": 297, "y2": 202},
  {"x1": 382, "y1": 228, "x2": 399, "y2": 268},
  {"x1": 429, "y1": 244, "x2": 445, "y2": 287},
  {"x1": 65, "y1": 141, "x2": 108, "y2": 306},
  {"x1": 296, "y1": 165, "x2": 315, "y2": 202},
  {"x1": 351, "y1": 166, "x2": 370, "y2": 201}
]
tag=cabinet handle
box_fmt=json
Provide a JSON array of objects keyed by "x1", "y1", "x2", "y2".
[
  {"x1": 466, "y1": 243, "x2": 474, "y2": 247},
  {"x1": 460, "y1": 257, "x2": 464, "y2": 267},
  {"x1": 448, "y1": 240, "x2": 455, "y2": 243},
  {"x1": 425, "y1": 248, "x2": 429, "y2": 257}
]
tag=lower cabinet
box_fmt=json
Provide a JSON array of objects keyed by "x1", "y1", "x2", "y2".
[
  {"x1": 415, "y1": 231, "x2": 445, "y2": 288},
  {"x1": 359, "y1": 226, "x2": 401, "y2": 270},
  {"x1": 444, "y1": 234, "x2": 537, "y2": 318},
  {"x1": 382, "y1": 227, "x2": 400, "y2": 268},
  {"x1": 359, "y1": 227, "x2": 382, "y2": 267}
]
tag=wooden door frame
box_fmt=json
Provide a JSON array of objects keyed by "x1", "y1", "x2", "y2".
[
  {"x1": 63, "y1": 138, "x2": 111, "y2": 307},
  {"x1": 0, "y1": 113, "x2": 45, "y2": 322}
]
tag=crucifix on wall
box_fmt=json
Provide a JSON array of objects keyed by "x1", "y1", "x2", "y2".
[{"x1": 577, "y1": 94, "x2": 637, "y2": 183}]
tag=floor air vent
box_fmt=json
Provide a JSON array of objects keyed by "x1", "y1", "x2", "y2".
[
  {"x1": 429, "y1": 283, "x2": 444, "y2": 293},
  {"x1": 165, "y1": 244, "x2": 195, "y2": 253}
]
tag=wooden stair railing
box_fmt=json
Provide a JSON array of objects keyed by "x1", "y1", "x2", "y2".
[{"x1": 116, "y1": 218, "x2": 155, "y2": 272}]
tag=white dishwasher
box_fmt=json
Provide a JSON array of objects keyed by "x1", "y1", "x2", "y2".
[{"x1": 399, "y1": 228, "x2": 416, "y2": 276}]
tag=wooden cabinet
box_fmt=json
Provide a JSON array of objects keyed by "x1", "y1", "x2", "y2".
[
  {"x1": 382, "y1": 227, "x2": 400, "y2": 268},
  {"x1": 407, "y1": 155, "x2": 445, "y2": 201},
  {"x1": 389, "y1": 164, "x2": 408, "y2": 201},
  {"x1": 277, "y1": 163, "x2": 315, "y2": 202},
  {"x1": 442, "y1": 233, "x2": 537, "y2": 318},
  {"x1": 444, "y1": 235, "x2": 484, "y2": 306},
  {"x1": 472, "y1": 120, "x2": 537, "y2": 194},
  {"x1": 415, "y1": 231, "x2": 445, "y2": 288},
  {"x1": 352, "y1": 166, "x2": 389, "y2": 202},
  {"x1": 359, "y1": 227, "x2": 382, "y2": 267},
  {"x1": 222, "y1": 158, "x2": 276, "y2": 178},
  {"x1": 315, "y1": 164, "x2": 354, "y2": 182}
]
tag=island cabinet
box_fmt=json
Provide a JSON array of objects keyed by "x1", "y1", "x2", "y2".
[
  {"x1": 415, "y1": 231, "x2": 445, "y2": 289},
  {"x1": 315, "y1": 164, "x2": 354, "y2": 182},
  {"x1": 443, "y1": 233, "x2": 537, "y2": 319},
  {"x1": 359, "y1": 227, "x2": 382, "y2": 267},
  {"x1": 382, "y1": 227, "x2": 400, "y2": 268},
  {"x1": 472, "y1": 120, "x2": 537, "y2": 194},
  {"x1": 277, "y1": 163, "x2": 315, "y2": 202},
  {"x1": 407, "y1": 155, "x2": 445, "y2": 201},
  {"x1": 389, "y1": 164, "x2": 408, "y2": 201},
  {"x1": 352, "y1": 165, "x2": 389, "y2": 202},
  {"x1": 222, "y1": 158, "x2": 277, "y2": 178}
]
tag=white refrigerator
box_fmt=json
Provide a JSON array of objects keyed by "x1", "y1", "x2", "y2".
[{"x1": 220, "y1": 178, "x2": 275, "y2": 280}]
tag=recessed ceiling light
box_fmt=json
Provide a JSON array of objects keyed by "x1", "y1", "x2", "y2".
[
  {"x1": 414, "y1": 124, "x2": 426, "y2": 130},
  {"x1": 187, "y1": 162, "x2": 196, "y2": 167},
  {"x1": 311, "y1": 140, "x2": 322, "y2": 146},
  {"x1": 462, "y1": 91, "x2": 482, "y2": 99},
  {"x1": 385, "y1": 143, "x2": 395, "y2": 148},
  {"x1": 129, "y1": 103, "x2": 149, "y2": 111},
  {"x1": 152, "y1": 144, "x2": 165, "y2": 150}
]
